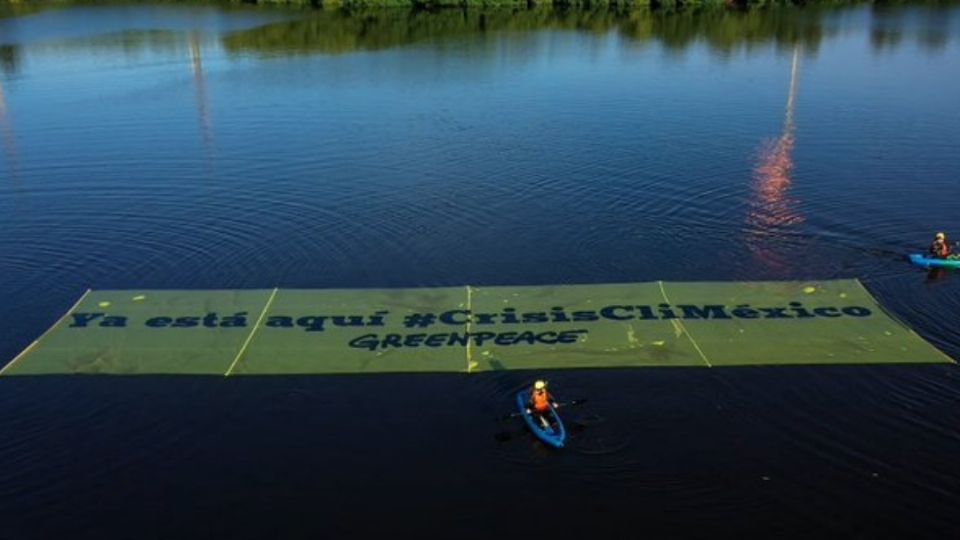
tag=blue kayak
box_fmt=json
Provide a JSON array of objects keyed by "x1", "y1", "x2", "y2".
[
  {"x1": 909, "y1": 253, "x2": 960, "y2": 269},
  {"x1": 515, "y1": 390, "x2": 566, "y2": 449}
]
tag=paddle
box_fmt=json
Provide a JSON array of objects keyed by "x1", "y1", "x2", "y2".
[
  {"x1": 496, "y1": 398, "x2": 587, "y2": 421},
  {"x1": 555, "y1": 398, "x2": 587, "y2": 409}
]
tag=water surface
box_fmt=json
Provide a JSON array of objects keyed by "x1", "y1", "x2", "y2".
[{"x1": 1, "y1": 4, "x2": 959, "y2": 538}]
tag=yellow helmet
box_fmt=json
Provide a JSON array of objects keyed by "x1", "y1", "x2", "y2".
[
  {"x1": 534, "y1": 380, "x2": 547, "y2": 390},
  {"x1": 935, "y1": 232, "x2": 945, "y2": 240}
]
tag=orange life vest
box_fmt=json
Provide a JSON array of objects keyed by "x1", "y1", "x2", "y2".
[
  {"x1": 931, "y1": 240, "x2": 950, "y2": 258},
  {"x1": 531, "y1": 389, "x2": 550, "y2": 412}
]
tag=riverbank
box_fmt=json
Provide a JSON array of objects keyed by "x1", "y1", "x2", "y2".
[
  {"x1": 2, "y1": 0, "x2": 957, "y2": 15},
  {"x1": 219, "y1": 4, "x2": 829, "y2": 55},
  {"x1": 2, "y1": 2, "x2": 955, "y2": 74}
]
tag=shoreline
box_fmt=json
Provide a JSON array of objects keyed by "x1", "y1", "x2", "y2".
[{"x1": 4, "y1": 0, "x2": 957, "y2": 12}]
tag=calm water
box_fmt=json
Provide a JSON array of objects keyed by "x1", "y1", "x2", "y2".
[{"x1": 1, "y1": 3, "x2": 959, "y2": 538}]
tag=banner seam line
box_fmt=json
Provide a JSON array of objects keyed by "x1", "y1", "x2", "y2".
[
  {"x1": 657, "y1": 281, "x2": 712, "y2": 367},
  {"x1": 224, "y1": 287, "x2": 279, "y2": 376}
]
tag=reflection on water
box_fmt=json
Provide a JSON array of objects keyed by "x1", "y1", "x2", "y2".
[
  {"x1": 212, "y1": 5, "x2": 960, "y2": 58},
  {"x1": 189, "y1": 32, "x2": 213, "y2": 155},
  {"x1": 0, "y1": 4, "x2": 955, "y2": 65},
  {"x1": 870, "y1": 3, "x2": 953, "y2": 53},
  {"x1": 746, "y1": 45, "x2": 802, "y2": 272},
  {"x1": 0, "y1": 44, "x2": 16, "y2": 76},
  {"x1": 220, "y1": 6, "x2": 831, "y2": 56},
  {"x1": 0, "y1": 77, "x2": 16, "y2": 181}
]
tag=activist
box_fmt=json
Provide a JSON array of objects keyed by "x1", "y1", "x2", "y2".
[
  {"x1": 527, "y1": 380, "x2": 557, "y2": 427},
  {"x1": 929, "y1": 232, "x2": 957, "y2": 259}
]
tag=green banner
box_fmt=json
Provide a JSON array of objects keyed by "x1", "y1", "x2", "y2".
[{"x1": 1, "y1": 280, "x2": 951, "y2": 375}]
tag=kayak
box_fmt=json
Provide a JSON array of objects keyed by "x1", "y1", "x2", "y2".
[
  {"x1": 908, "y1": 254, "x2": 960, "y2": 269},
  {"x1": 515, "y1": 390, "x2": 566, "y2": 449}
]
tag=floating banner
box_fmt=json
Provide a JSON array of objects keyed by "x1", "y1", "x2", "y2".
[{"x1": 1, "y1": 280, "x2": 951, "y2": 375}]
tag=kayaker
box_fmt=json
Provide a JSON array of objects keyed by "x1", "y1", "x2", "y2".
[
  {"x1": 930, "y1": 232, "x2": 952, "y2": 259},
  {"x1": 528, "y1": 380, "x2": 557, "y2": 426}
]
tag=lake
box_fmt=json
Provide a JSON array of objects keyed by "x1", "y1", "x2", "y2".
[{"x1": 1, "y1": 2, "x2": 959, "y2": 538}]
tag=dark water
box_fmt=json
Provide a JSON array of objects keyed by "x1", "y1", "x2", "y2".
[{"x1": 1, "y1": 3, "x2": 960, "y2": 538}]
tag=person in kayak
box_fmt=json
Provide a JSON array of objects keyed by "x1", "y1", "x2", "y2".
[
  {"x1": 528, "y1": 380, "x2": 558, "y2": 428},
  {"x1": 929, "y1": 232, "x2": 954, "y2": 259}
]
